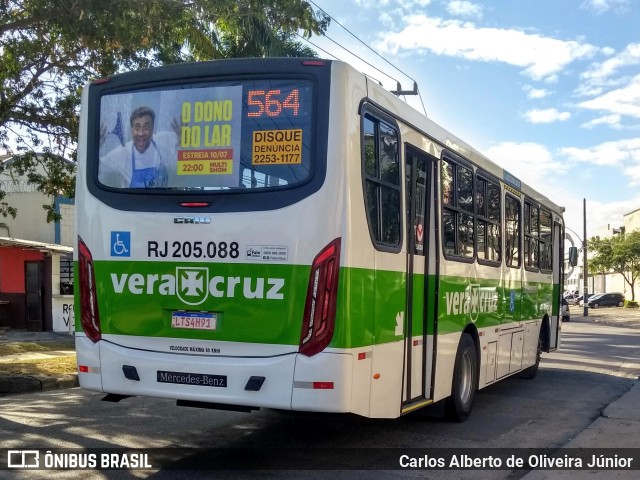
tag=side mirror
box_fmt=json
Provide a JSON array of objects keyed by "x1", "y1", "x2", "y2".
[{"x1": 568, "y1": 246, "x2": 578, "y2": 267}]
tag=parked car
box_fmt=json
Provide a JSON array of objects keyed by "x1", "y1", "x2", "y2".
[
  {"x1": 587, "y1": 293, "x2": 625, "y2": 308},
  {"x1": 564, "y1": 293, "x2": 579, "y2": 305},
  {"x1": 561, "y1": 298, "x2": 570, "y2": 322},
  {"x1": 577, "y1": 293, "x2": 596, "y2": 306}
]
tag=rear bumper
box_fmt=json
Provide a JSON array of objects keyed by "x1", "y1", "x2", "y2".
[{"x1": 76, "y1": 335, "x2": 353, "y2": 413}]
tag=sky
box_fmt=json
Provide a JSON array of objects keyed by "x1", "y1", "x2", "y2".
[{"x1": 304, "y1": 0, "x2": 640, "y2": 241}]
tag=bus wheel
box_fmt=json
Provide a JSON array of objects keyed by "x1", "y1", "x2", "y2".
[
  {"x1": 520, "y1": 336, "x2": 541, "y2": 379},
  {"x1": 445, "y1": 333, "x2": 478, "y2": 422}
]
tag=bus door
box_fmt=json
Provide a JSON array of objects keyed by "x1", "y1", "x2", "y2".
[
  {"x1": 549, "y1": 221, "x2": 563, "y2": 350},
  {"x1": 402, "y1": 146, "x2": 434, "y2": 407}
]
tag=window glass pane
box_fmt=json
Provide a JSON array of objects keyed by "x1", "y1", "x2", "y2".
[
  {"x1": 477, "y1": 221, "x2": 486, "y2": 260},
  {"x1": 531, "y1": 205, "x2": 539, "y2": 236},
  {"x1": 365, "y1": 181, "x2": 379, "y2": 240},
  {"x1": 442, "y1": 160, "x2": 453, "y2": 206},
  {"x1": 60, "y1": 255, "x2": 74, "y2": 294},
  {"x1": 476, "y1": 178, "x2": 486, "y2": 217},
  {"x1": 363, "y1": 116, "x2": 376, "y2": 177},
  {"x1": 540, "y1": 210, "x2": 552, "y2": 242},
  {"x1": 524, "y1": 203, "x2": 531, "y2": 234},
  {"x1": 379, "y1": 122, "x2": 399, "y2": 185},
  {"x1": 540, "y1": 241, "x2": 551, "y2": 270},
  {"x1": 488, "y1": 223, "x2": 501, "y2": 262},
  {"x1": 505, "y1": 196, "x2": 520, "y2": 267},
  {"x1": 459, "y1": 213, "x2": 474, "y2": 257},
  {"x1": 409, "y1": 157, "x2": 428, "y2": 256},
  {"x1": 531, "y1": 238, "x2": 539, "y2": 267},
  {"x1": 381, "y1": 186, "x2": 400, "y2": 245},
  {"x1": 525, "y1": 237, "x2": 539, "y2": 268},
  {"x1": 443, "y1": 210, "x2": 455, "y2": 256},
  {"x1": 457, "y1": 165, "x2": 473, "y2": 212},
  {"x1": 546, "y1": 242, "x2": 553, "y2": 270},
  {"x1": 488, "y1": 183, "x2": 500, "y2": 222}
]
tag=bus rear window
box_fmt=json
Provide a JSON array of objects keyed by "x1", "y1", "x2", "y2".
[{"x1": 97, "y1": 79, "x2": 314, "y2": 191}]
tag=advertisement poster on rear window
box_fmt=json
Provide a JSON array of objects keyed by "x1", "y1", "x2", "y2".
[{"x1": 98, "y1": 86, "x2": 242, "y2": 189}]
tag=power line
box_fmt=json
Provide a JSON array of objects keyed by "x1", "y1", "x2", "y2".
[
  {"x1": 308, "y1": 1, "x2": 427, "y2": 115},
  {"x1": 300, "y1": 31, "x2": 402, "y2": 87},
  {"x1": 296, "y1": 33, "x2": 387, "y2": 86},
  {"x1": 309, "y1": 0, "x2": 413, "y2": 85}
]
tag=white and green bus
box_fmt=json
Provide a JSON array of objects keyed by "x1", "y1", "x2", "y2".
[{"x1": 75, "y1": 58, "x2": 565, "y2": 421}]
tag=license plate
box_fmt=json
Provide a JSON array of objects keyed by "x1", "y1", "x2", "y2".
[{"x1": 171, "y1": 311, "x2": 217, "y2": 331}]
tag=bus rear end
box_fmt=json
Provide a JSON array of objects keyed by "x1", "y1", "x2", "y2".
[{"x1": 75, "y1": 59, "x2": 349, "y2": 413}]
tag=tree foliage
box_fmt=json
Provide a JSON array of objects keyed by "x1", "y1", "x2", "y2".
[
  {"x1": 589, "y1": 230, "x2": 640, "y2": 301},
  {"x1": 0, "y1": 0, "x2": 329, "y2": 221}
]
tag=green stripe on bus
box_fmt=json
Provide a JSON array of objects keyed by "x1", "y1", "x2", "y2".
[{"x1": 76, "y1": 261, "x2": 558, "y2": 349}]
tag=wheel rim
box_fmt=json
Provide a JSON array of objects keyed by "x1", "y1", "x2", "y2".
[{"x1": 459, "y1": 350, "x2": 473, "y2": 404}]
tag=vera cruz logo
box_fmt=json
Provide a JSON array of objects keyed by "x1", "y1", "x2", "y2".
[
  {"x1": 109, "y1": 266, "x2": 286, "y2": 303},
  {"x1": 445, "y1": 284, "x2": 498, "y2": 322},
  {"x1": 176, "y1": 267, "x2": 209, "y2": 305}
]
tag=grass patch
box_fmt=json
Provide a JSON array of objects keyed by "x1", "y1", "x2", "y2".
[
  {"x1": 0, "y1": 341, "x2": 74, "y2": 356},
  {"x1": 0, "y1": 355, "x2": 77, "y2": 376}
]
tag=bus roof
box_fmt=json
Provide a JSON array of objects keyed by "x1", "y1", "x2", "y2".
[{"x1": 334, "y1": 59, "x2": 564, "y2": 217}]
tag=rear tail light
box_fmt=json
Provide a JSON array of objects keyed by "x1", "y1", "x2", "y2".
[
  {"x1": 299, "y1": 238, "x2": 341, "y2": 356},
  {"x1": 78, "y1": 237, "x2": 101, "y2": 342}
]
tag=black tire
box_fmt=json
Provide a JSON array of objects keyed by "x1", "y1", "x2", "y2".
[
  {"x1": 445, "y1": 333, "x2": 478, "y2": 422},
  {"x1": 520, "y1": 336, "x2": 542, "y2": 379},
  {"x1": 618, "y1": 301, "x2": 624, "y2": 307},
  {"x1": 593, "y1": 303, "x2": 599, "y2": 309}
]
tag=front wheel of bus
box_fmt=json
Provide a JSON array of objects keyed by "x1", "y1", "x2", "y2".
[{"x1": 446, "y1": 333, "x2": 478, "y2": 422}]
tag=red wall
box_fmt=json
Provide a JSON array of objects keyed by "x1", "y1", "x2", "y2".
[{"x1": 0, "y1": 247, "x2": 45, "y2": 294}]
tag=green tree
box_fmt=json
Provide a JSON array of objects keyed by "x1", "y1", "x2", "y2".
[
  {"x1": 0, "y1": 0, "x2": 328, "y2": 221},
  {"x1": 589, "y1": 230, "x2": 640, "y2": 302}
]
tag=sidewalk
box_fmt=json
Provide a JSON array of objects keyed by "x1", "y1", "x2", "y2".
[
  {"x1": 0, "y1": 327, "x2": 78, "y2": 394},
  {"x1": 522, "y1": 307, "x2": 640, "y2": 479},
  {"x1": 521, "y1": 381, "x2": 640, "y2": 480}
]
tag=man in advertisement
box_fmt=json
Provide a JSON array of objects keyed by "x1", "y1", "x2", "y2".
[{"x1": 98, "y1": 106, "x2": 180, "y2": 188}]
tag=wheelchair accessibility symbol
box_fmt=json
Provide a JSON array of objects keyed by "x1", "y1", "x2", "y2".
[{"x1": 111, "y1": 231, "x2": 131, "y2": 257}]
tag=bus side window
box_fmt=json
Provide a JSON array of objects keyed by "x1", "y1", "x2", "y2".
[
  {"x1": 362, "y1": 112, "x2": 401, "y2": 250},
  {"x1": 524, "y1": 202, "x2": 539, "y2": 271},
  {"x1": 476, "y1": 177, "x2": 501, "y2": 263},
  {"x1": 539, "y1": 209, "x2": 553, "y2": 271},
  {"x1": 505, "y1": 195, "x2": 521, "y2": 268},
  {"x1": 441, "y1": 157, "x2": 474, "y2": 259}
]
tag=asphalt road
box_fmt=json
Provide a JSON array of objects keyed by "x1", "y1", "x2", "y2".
[{"x1": 1, "y1": 313, "x2": 639, "y2": 479}]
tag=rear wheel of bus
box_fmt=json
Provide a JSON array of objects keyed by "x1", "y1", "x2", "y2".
[{"x1": 445, "y1": 333, "x2": 478, "y2": 422}]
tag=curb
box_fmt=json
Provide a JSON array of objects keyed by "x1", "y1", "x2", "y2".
[{"x1": 0, "y1": 374, "x2": 78, "y2": 395}]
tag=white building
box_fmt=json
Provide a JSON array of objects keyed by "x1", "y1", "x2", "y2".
[{"x1": 572, "y1": 208, "x2": 640, "y2": 302}]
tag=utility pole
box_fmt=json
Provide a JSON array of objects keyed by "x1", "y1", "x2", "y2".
[{"x1": 583, "y1": 198, "x2": 588, "y2": 317}]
